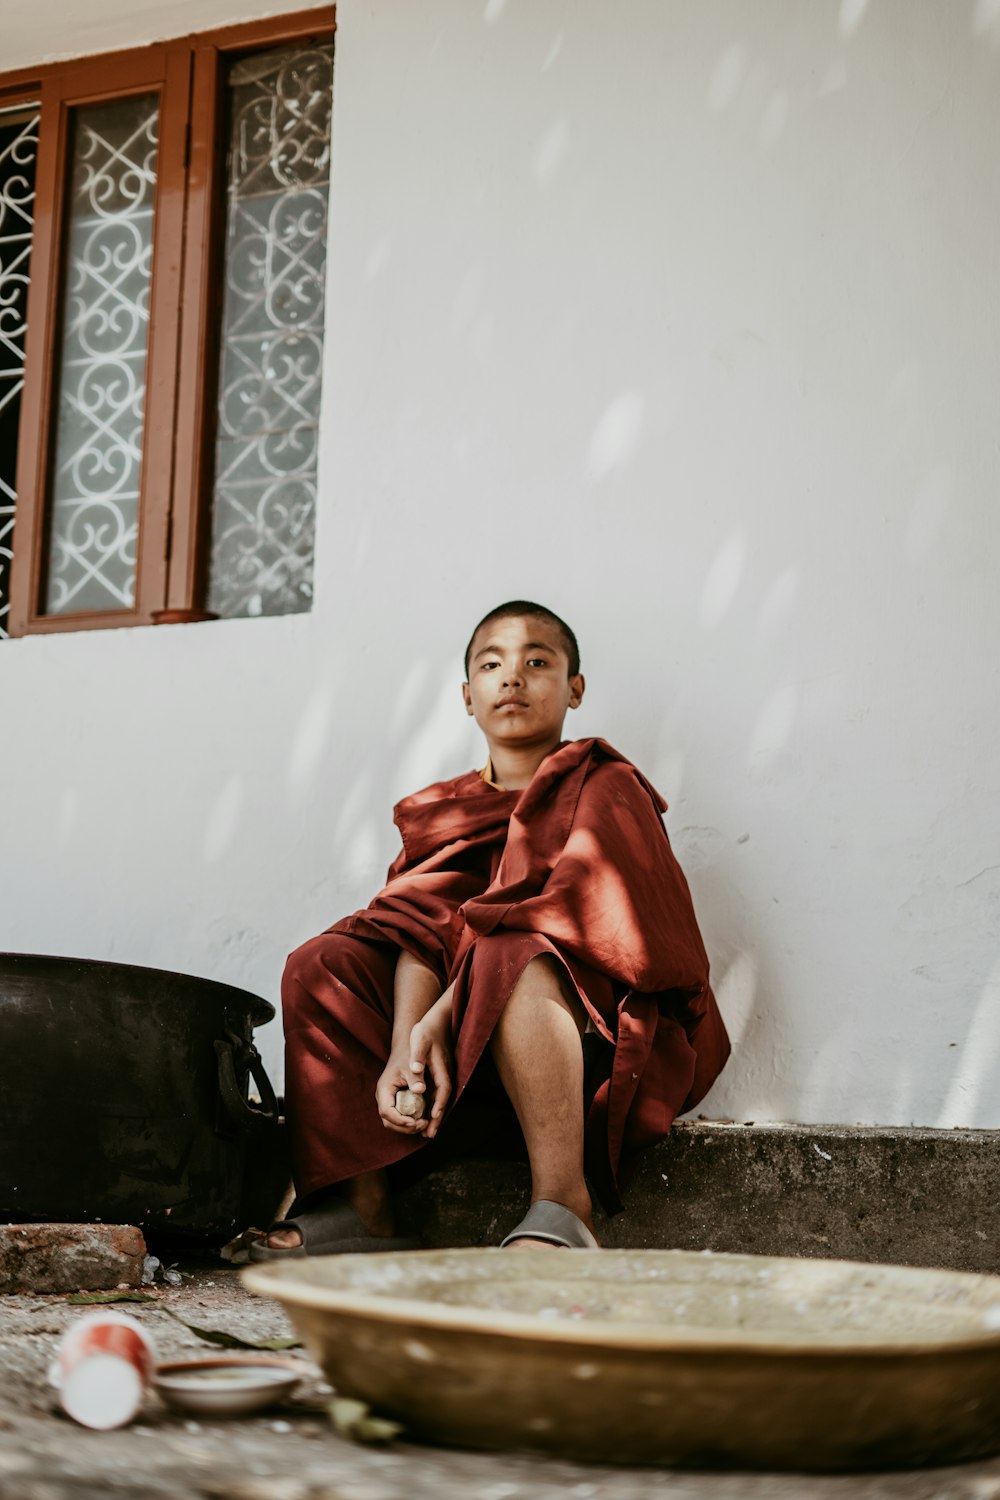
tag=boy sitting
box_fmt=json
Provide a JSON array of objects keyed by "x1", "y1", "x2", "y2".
[{"x1": 252, "y1": 601, "x2": 728, "y2": 1258}]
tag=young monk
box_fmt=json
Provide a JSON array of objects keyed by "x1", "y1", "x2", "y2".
[{"x1": 251, "y1": 601, "x2": 729, "y2": 1258}]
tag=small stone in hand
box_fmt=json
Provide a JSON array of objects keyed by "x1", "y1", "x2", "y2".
[{"x1": 395, "y1": 1089, "x2": 426, "y2": 1120}]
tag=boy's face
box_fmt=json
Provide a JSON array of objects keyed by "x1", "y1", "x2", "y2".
[{"x1": 462, "y1": 615, "x2": 584, "y2": 754}]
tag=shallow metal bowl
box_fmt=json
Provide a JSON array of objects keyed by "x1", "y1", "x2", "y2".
[
  {"x1": 153, "y1": 1357, "x2": 300, "y2": 1417},
  {"x1": 244, "y1": 1247, "x2": 1000, "y2": 1470}
]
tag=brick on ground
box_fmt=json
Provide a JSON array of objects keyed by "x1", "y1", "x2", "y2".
[{"x1": 0, "y1": 1223, "x2": 146, "y2": 1294}]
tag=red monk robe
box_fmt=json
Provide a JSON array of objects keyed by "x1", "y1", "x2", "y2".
[{"x1": 281, "y1": 737, "x2": 729, "y2": 1215}]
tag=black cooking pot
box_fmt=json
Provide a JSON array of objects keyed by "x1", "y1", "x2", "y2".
[{"x1": 0, "y1": 953, "x2": 287, "y2": 1244}]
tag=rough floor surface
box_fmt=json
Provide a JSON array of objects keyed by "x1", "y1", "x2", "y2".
[{"x1": 3, "y1": 1263, "x2": 1000, "y2": 1500}]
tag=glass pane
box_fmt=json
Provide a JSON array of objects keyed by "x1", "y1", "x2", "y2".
[
  {"x1": 0, "y1": 106, "x2": 40, "y2": 640},
  {"x1": 44, "y1": 94, "x2": 159, "y2": 615},
  {"x1": 207, "y1": 43, "x2": 333, "y2": 619}
]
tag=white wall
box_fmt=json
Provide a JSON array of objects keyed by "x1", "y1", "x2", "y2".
[{"x1": 3, "y1": 0, "x2": 999, "y2": 1129}]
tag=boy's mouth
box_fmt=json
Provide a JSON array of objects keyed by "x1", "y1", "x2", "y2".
[{"x1": 496, "y1": 696, "x2": 529, "y2": 710}]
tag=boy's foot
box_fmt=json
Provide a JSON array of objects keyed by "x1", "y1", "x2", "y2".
[
  {"x1": 252, "y1": 1175, "x2": 410, "y2": 1259},
  {"x1": 250, "y1": 1197, "x2": 419, "y2": 1260},
  {"x1": 265, "y1": 1225, "x2": 304, "y2": 1251},
  {"x1": 500, "y1": 1199, "x2": 599, "y2": 1250},
  {"x1": 262, "y1": 1192, "x2": 394, "y2": 1248},
  {"x1": 264, "y1": 1208, "x2": 395, "y2": 1250}
]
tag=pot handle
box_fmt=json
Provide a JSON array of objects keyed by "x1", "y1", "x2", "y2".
[{"x1": 215, "y1": 1031, "x2": 280, "y2": 1133}]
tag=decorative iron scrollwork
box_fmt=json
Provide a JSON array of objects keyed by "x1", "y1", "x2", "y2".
[
  {"x1": 207, "y1": 45, "x2": 333, "y2": 619},
  {"x1": 45, "y1": 96, "x2": 159, "y2": 615}
]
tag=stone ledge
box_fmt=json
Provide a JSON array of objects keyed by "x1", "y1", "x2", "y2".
[
  {"x1": 401, "y1": 1121, "x2": 999, "y2": 1274},
  {"x1": 0, "y1": 1223, "x2": 146, "y2": 1294}
]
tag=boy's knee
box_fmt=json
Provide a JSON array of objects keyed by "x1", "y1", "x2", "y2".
[
  {"x1": 281, "y1": 937, "x2": 323, "y2": 1026},
  {"x1": 513, "y1": 953, "x2": 562, "y2": 992},
  {"x1": 281, "y1": 933, "x2": 354, "y2": 1020},
  {"x1": 281, "y1": 932, "x2": 397, "y2": 1033}
]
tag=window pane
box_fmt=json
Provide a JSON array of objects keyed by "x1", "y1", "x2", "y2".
[
  {"x1": 0, "y1": 106, "x2": 39, "y2": 640},
  {"x1": 44, "y1": 94, "x2": 159, "y2": 615},
  {"x1": 207, "y1": 43, "x2": 333, "y2": 619}
]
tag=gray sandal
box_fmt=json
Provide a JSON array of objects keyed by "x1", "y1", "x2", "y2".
[
  {"x1": 500, "y1": 1199, "x2": 599, "y2": 1250},
  {"x1": 248, "y1": 1198, "x2": 421, "y2": 1261}
]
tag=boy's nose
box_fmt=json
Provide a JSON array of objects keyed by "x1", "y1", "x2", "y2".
[{"x1": 503, "y1": 669, "x2": 524, "y2": 687}]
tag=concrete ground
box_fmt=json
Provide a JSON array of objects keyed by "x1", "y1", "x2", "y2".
[{"x1": 3, "y1": 1262, "x2": 1000, "y2": 1500}]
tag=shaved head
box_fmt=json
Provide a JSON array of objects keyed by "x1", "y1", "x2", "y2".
[{"x1": 464, "y1": 601, "x2": 580, "y2": 679}]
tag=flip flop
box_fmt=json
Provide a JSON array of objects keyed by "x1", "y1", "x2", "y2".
[
  {"x1": 499, "y1": 1199, "x2": 600, "y2": 1249},
  {"x1": 248, "y1": 1198, "x2": 421, "y2": 1261}
]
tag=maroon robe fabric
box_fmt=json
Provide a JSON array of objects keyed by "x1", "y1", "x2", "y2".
[{"x1": 281, "y1": 738, "x2": 729, "y2": 1214}]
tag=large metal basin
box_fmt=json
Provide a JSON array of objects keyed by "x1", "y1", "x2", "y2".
[
  {"x1": 245, "y1": 1248, "x2": 1000, "y2": 1469},
  {"x1": 0, "y1": 952, "x2": 283, "y2": 1242}
]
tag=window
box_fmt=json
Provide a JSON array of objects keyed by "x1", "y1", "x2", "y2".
[{"x1": 0, "y1": 8, "x2": 334, "y2": 639}]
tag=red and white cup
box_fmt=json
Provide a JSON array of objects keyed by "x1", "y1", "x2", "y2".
[{"x1": 51, "y1": 1312, "x2": 157, "y2": 1429}]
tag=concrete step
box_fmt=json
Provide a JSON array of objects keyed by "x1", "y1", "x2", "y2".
[{"x1": 399, "y1": 1120, "x2": 998, "y2": 1274}]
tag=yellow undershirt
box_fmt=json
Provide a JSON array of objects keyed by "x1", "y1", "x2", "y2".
[{"x1": 479, "y1": 756, "x2": 506, "y2": 791}]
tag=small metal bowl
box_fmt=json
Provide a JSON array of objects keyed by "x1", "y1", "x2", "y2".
[{"x1": 153, "y1": 1357, "x2": 301, "y2": 1417}]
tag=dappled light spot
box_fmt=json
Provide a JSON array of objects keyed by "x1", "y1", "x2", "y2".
[
  {"x1": 391, "y1": 660, "x2": 432, "y2": 737},
  {"x1": 755, "y1": 566, "x2": 799, "y2": 650},
  {"x1": 397, "y1": 670, "x2": 481, "y2": 794},
  {"x1": 534, "y1": 118, "x2": 570, "y2": 184},
  {"x1": 937, "y1": 957, "x2": 1000, "y2": 1126},
  {"x1": 483, "y1": 0, "x2": 507, "y2": 24},
  {"x1": 470, "y1": 314, "x2": 495, "y2": 362},
  {"x1": 653, "y1": 748, "x2": 685, "y2": 808},
  {"x1": 203, "y1": 774, "x2": 244, "y2": 863},
  {"x1": 333, "y1": 767, "x2": 373, "y2": 847},
  {"x1": 700, "y1": 531, "x2": 746, "y2": 629},
  {"x1": 452, "y1": 264, "x2": 487, "y2": 330},
  {"x1": 885, "y1": 360, "x2": 920, "y2": 419},
  {"x1": 541, "y1": 33, "x2": 564, "y2": 72},
  {"x1": 838, "y1": 0, "x2": 871, "y2": 39},
  {"x1": 760, "y1": 91, "x2": 789, "y2": 146},
  {"x1": 363, "y1": 236, "x2": 392, "y2": 282},
  {"x1": 288, "y1": 686, "x2": 335, "y2": 793},
  {"x1": 748, "y1": 681, "x2": 798, "y2": 767},
  {"x1": 715, "y1": 949, "x2": 758, "y2": 1048},
  {"x1": 708, "y1": 44, "x2": 746, "y2": 111},
  {"x1": 346, "y1": 819, "x2": 380, "y2": 874},
  {"x1": 585, "y1": 392, "x2": 644, "y2": 481},
  {"x1": 349, "y1": 518, "x2": 374, "y2": 576},
  {"x1": 57, "y1": 785, "x2": 80, "y2": 841},
  {"x1": 820, "y1": 57, "x2": 848, "y2": 95},
  {"x1": 972, "y1": 0, "x2": 1000, "y2": 45},
  {"x1": 905, "y1": 466, "x2": 952, "y2": 564}
]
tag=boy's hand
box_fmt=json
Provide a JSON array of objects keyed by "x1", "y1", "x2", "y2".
[
  {"x1": 375, "y1": 987, "x2": 454, "y2": 1137},
  {"x1": 375, "y1": 1049, "x2": 432, "y2": 1135},
  {"x1": 406, "y1": 995, "x2": 454, "y2": 1140}
]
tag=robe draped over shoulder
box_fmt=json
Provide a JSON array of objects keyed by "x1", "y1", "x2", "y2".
[{"x1": 283, "y1": 738, "x2": 729, "y2": 1212}]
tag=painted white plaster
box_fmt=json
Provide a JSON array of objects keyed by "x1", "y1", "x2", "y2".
[{"x1": 3, "y1": 0, "x2": 999, "y2": 1133}]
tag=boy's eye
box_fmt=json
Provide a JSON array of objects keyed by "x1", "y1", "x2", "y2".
[
  {"x1": 527, "y1": 657, "x2": 549, "y2": 668},
  {"x1": 481, "y1": 660, "x2": 500, "y2": 671}
]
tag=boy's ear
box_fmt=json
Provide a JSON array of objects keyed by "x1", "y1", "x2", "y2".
[
  {"x1": 568, "y1": 673, "x2": 585, "y2": 710},
  {"x1": 462, "y1": 682, "x2": 474, "y2": 715}
]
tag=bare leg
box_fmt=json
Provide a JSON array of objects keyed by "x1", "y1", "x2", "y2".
[
  {"x1": 264, "y1": 1169, "x2": 394, "y2": 1249},
  {"x1": 490, "y1": 954, "x2": 596, "y2": 1248}
]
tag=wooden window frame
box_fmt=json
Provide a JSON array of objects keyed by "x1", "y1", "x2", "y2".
[{"x1": 4, "y1": 7, "x2": 335, "y2": 637}]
